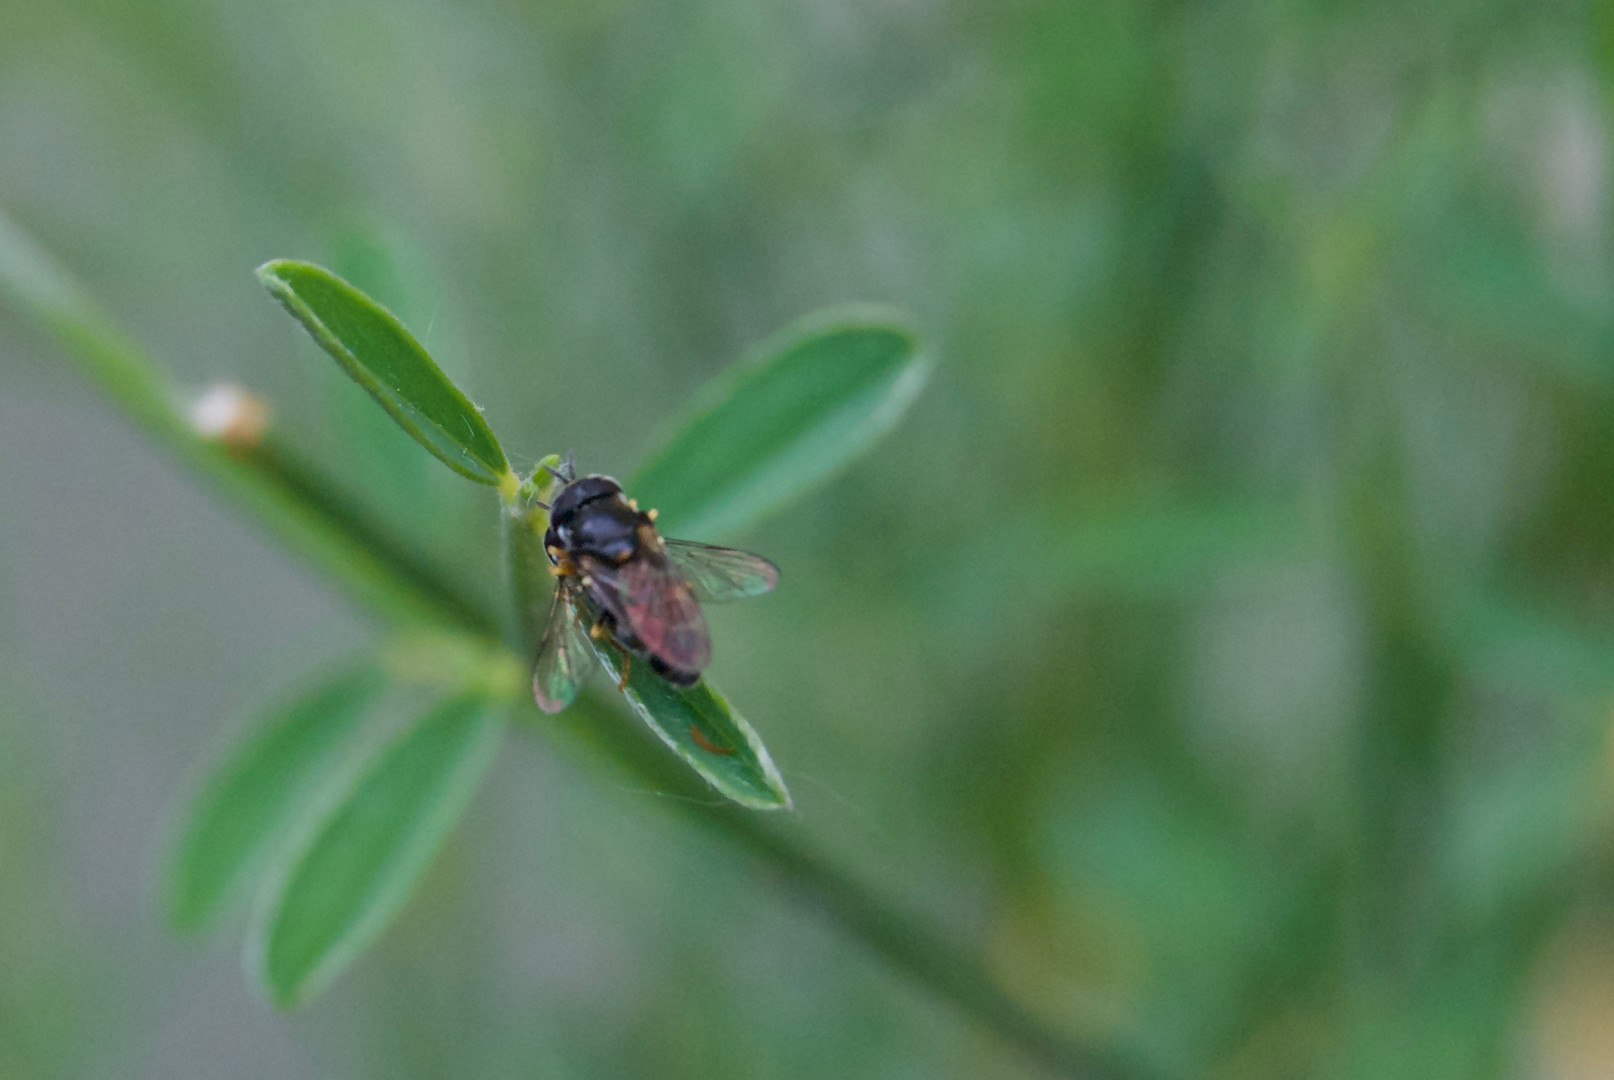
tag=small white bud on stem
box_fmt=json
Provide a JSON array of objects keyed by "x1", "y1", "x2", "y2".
[{"x1": 188, "y1": 383, "x2": 270, "y2": 449}]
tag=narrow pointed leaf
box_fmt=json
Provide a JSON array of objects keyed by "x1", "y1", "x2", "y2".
[
  {"x1": 252, "y1": 694, "x2": 504, "y2": 1008},
  {"x1": 166, "y1": 664, "x2": 384, "y2": 935},
  {"x1": 256, "y1": 260, "x2": 509, "y2": 486},
  {"x1": 588, "y1": 637, "x2": 790, "y2": 811},
  {"x1": 631, "y1": 307, "x2": 926, "y2": 539}
]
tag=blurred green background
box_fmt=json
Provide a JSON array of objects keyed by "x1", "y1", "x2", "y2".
[{"x1": 6, "y1": 0, "x2": 1614, "y2": 1077}]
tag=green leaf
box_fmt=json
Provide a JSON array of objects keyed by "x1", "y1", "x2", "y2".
[
  {"x1": 166, "y1": 664, "x2": 384, "y2": 936},
  {"x1": 587, "y1": 637, "x2": 791, "y2": 811},
  {"x1": 631, "y1": 306, "x2": 926, "y2": 539},
  {"x1": 251, "y1": 693, "x2": 505, "y2": 1008},
  {"x1": 256, "y1": 260, "x2": 510, "y2": 487}
]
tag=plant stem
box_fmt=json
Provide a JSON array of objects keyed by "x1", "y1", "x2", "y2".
[
  {"x1": 251, "y1": 437, "x2": 501, "y2": 636},
  {"x1": 0, "y1": 215, "x2": 467, "y2": 633},
  {"x1": 719, "y1": 811, "x2": 1160, "y2": 1080},
  {"x1": 0, "y1": 212, "x2": 1173, "y2": 1080}
]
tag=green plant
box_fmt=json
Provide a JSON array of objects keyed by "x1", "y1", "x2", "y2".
[{"x1": 0, "y1": 214, "x2": 1168, "y2": 1080}]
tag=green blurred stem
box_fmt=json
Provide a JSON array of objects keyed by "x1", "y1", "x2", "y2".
[
  {"x1": 719, "y1": 812, "x2": 1157, "y2": 1080},
  {"x1": 250, "y1": 437, "x2": 500, "y2": 635},
  {"x1": 0, "y1": 220, "x2": 1167, "y2": 1080},
  {"x1": 0, "y1": 217, "x2": 474, "y2": 633}
]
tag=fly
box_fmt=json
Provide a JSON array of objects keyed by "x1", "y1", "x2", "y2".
[{"x1": 529, "y1": 454, "x2": 779, "y2": 713}]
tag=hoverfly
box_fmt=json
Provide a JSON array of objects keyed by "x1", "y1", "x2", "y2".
[{"x1": 530, "y1": 454, "x2": 779, "y2": 714}]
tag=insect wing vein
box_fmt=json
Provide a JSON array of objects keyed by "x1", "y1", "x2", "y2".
[
  {"x1": 532, "y1": 583, "x2": 591, "y2": 713},
  {"x1": 663, "y1": 538, "x2": 780, "y2": 604},
  {"x1": 618, "y1": 555, "x2": 712, "y2": 673}
]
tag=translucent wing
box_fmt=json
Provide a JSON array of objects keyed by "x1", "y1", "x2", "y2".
[
  {"x1": 532, "y1": 583, "x2": 592, "y2": 713},
  {"x1": 664, "y1": 539, "x2": 780, "y2": 604},
  {"x1": 616, "y1": 553, "x2": 712, "y2": 676}
]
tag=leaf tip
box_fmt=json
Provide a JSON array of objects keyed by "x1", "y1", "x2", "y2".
[
  {"x1": 244, "y1": 869, "x2": 337, "y2": 1013},
  {"x1": 787, "y1": 302, "x2": 922, "y2": 351},
  {"x1": 245, "y1": 931, "x2": 307, "y2": 1012},
  {"x1": 253, "y1": 259, "x2": 301, "y2": 289},
  {"x1": 754, "y1": 788, "x2": 794, "y2": 812}
]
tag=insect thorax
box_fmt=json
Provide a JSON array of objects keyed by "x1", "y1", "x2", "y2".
[{"x1": 545, "y1": 475, "x2": 647, "y2": 565}]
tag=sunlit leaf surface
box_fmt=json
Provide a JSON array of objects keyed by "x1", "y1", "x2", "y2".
[
  {"x1": 257, "y1": 260, "x2": 510, "y2": 486},
  {"x1": 588, "y1": 635, "x2": 790, "y2": 811}
]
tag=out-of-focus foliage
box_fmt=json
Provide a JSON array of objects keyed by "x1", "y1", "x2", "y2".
[
  {"x1": 166, "y1": 662, "x2": 384, "y2": 935},
  {"x1": 629, "y1": 310, "x2": 926, "y2": 539},
  {"x1": 252, "y1": 692, "x2": 504, "y2": 1008},
  {"x1": 6, "y1": 0, "x2": 1614, "y2": 1077}
]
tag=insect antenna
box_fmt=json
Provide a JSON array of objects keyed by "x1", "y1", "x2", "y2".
[{"x1": 542, "y1": 449, "x2": 578, "y2": 485}]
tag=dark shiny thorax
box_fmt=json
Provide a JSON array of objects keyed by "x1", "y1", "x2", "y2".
[
  {"x1": 542, "y1": 473, "x2": 698, "y2": 685},
  {"x1": 543, "y1": 475, "x2": 650, "y2": 566}
]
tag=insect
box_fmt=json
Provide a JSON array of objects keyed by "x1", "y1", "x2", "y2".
[{"x1": 530, "y1": 455, "x2": 779, "y2": 714}]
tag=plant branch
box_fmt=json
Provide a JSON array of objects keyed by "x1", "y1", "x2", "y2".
[
  {"x1": 250, "y1": 437, "x2": 502, "y2": 636},
  {"x1": 718, "y1": 811, "x2": 1159, "y2": 1080},
  {"x1": 0, "y1": 216, "x2": 471, "y2": 633},
  {"x1": 0, "y1": 214, "x2": 1172, "y2": 1080}
]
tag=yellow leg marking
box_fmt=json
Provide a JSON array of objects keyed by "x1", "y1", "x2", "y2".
[
  {"x1": 589, "y1": 620, "x2": 607, "y2": 641},
  {"x1": 616, "y1": 653, "x2": 631, "y2": 691}
]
